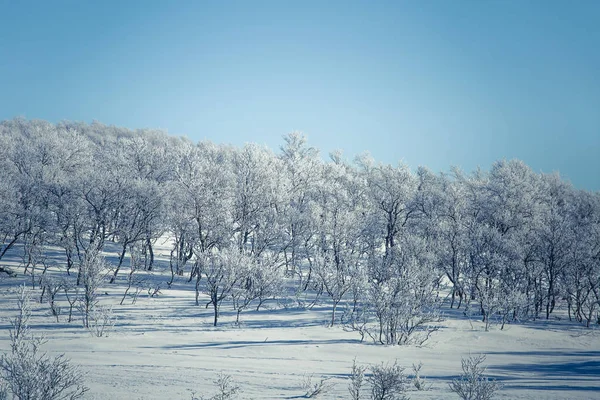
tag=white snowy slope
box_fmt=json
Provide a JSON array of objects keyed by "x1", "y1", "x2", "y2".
[{"x1": 0, "y1": 245, "x2": 599, "y2": 400}]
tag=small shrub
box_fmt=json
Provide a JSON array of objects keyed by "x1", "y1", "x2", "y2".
[
  {"x1": 211, "y1": 373, "x2": 241, "y2": 400},
  {"x1": 87, "y1": 305, "x2": 115, "y2": 337},
  {"x1": 191, "y1": 373, "x2": 241, "y2": 400},
  {"x1": 40, "y1": 275, "x2": 62, "y2": 322},
  {"x1": 348, "y1": 358, "x2": 366, "y2": 400},
  {"x1": 449, "y1": 355, "x2": 502, "y2": 400},
  {"x1": 302, "y1": 374, "x2": 335, "y2": 398},
  {"x1": 0, "y1": 286, "x2": 88, "y2": 400},
  {"x1": 411, "y1": 362, "x2": 431, "y2": 391},
  {"x1": 368, "y1": 360, "x2": 408, "y2": 400}
]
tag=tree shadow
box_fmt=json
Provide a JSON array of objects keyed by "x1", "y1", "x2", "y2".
[
  {"x1": 486, "y1": 351, "x2": 600, "y2": 392},
  {"x1": 146, "y1": 338, "x2": 359, "y2": 351}
]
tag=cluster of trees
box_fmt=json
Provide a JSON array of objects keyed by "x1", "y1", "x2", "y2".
[{"x1": 1, "y1": 118, "x2": 599, "y2": 340}]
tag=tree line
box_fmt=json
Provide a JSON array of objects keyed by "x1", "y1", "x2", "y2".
[{"x1": 0, "y1": 117, "x2": 599, "y2": 340}]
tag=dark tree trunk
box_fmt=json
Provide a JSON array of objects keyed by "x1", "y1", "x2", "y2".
[{"x1": 110, "y1": 243, "x2": 128, "y2": 284}]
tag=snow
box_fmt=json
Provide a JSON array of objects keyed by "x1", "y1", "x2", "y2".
[{"x1": 1, "y1": 243, "x2": 599, "y2": 400}]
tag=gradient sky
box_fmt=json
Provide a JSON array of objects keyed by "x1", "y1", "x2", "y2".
[{"x1": 1, "y1": 0, "x2": 598, "y2": 190}]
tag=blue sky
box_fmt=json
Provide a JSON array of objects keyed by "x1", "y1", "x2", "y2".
[{"x1": 1, "y1": 0, "x2": 598, "y2": 190}]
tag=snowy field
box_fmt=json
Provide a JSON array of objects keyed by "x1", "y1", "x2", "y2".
[{"x1": 1, "y1": 242, "x2": 599, "y2": 400}]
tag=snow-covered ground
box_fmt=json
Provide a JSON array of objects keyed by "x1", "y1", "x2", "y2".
[{"x1": 1, "y1": 243, "x2": 599, "y2": 399}]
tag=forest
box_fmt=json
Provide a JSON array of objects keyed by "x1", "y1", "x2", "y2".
[{"x1": 0, "y1": 117, "x2": 599, "y2": 399}]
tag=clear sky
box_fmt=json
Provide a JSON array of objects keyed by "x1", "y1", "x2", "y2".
[{"x1": 1, "y1": 0, "x2": 598, "y2": 190}]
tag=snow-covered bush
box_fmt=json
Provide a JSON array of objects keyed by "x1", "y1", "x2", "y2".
[
  {"x1": 368, "y1": 360, "x2": 409, "y2": 400},
  {"x1": 348, "y1": 359, "x2": 366, "y2": 400},
  {"x1": 411, "y1": 362, "x2": 431, "y2": 391},
  {"x1": 39, "y1": 275, "x2": 62, "y2": 323},
  {"x1": 0, "y1": 286, "x2": 88, "y2": 400},
  {"x1": 301, "y1": 374, "x2": 335, "y2": 398},
  {"x1": 87, "y1": 305, "x2": 115, "y2": 337},
  {"x1": 344, "y1": 244, "x2": 443, "y2": 346},
  {"x1": 449, "y1": 355, "x2": 502, "y2": 400},
  {"x1": 191, "y1": 373, "x2": 241, "y2": 400},
  {"x1": 78, "y1": 247, "x2": 108, "y2": 329}
]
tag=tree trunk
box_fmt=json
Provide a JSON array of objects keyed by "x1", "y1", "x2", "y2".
[
  {"x1": 0, "y1": 234, "x2": 21, "y2": 262},
  {"x1": 213, "y1": 301, "x2": 219, "y2": 327},
  {"x1": 146, "y1": 237, "x2": 154, "y2": 271},
  {"x1": 195, "y1": 272, "x2": 201, "y2": 306},
  {"x1": 110, "y1": 244, "x2": 128, "y2": 283},
  {"x1": 330, "y1": 300, "x2": 338, "y2": 327}
]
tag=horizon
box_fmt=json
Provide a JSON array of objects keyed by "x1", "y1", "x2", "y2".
[{"x1": 1, "y1": 0, "x2": 598, "y2": 190}]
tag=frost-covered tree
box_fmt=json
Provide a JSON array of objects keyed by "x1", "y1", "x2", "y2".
[
  {"x1": 534, "y1": 173, "x2": 576, "y2": 319},
  {"x1": 199, "y1": 248, "x2": 246, "y2": 326},
  {"x1": 231, "y1": 252, "x2": 284, "y2": 323},
  {"x1": 110, "y1": 178, "x2": 163, "y2": 283},
  {"x1": 111, "y1": 135, "x2": 171, "y2": 274},
  {"x1": 169, "y1": 141, "x2": 234, "y2": 285},
  {"x1": 278, "y1": 132, "x2": 321, "y2": 278},
  {"x1": 78, "y1": 247, "x2": 108, "y2": 328},
  {"x1": 345, "y1": 239, "x2": 442, "y2": 345},
  {"x1": 357, "y1": 157, "x2": 417, "y2": 254},
  {"x1": 309, "y1": 157, "x2": 368, "y2": 326},
  {"x1": 425, "y1": 171, "x2": 471, "y2": 309},
  {"x1": 0, "y1": 120, "x2": 53, "y2": 267},
  {"x1": 562, "y1": 190, "x2": 600, "y2": 326},
  {"x1": 231, "y1": 143, "x2": 286, "y2": 255},
  {"x1": 454, "y1": 162, "x2": 540, "y2": 328}
]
